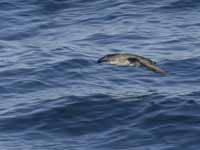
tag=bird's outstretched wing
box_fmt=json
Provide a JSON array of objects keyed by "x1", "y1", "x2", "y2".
[{"x1": 139, "y1": 59, "x2": 167, "y2": 75}]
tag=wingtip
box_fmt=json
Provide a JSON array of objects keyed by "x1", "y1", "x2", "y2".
[
  {"x1": 142, "y1": 62, "x2": 168, "y2": 76},
  {"x1": 157, "y1": 70, "x2": 168, "y2": 76}
]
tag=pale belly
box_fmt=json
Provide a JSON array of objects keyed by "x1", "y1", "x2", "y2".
[{"x1": 109, "y1": 60, "x2": 141, "y2": 67}]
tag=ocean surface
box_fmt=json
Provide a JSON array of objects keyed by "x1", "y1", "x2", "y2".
[{"x1": 0, "y1": 0, "x2": 200, "y2": 149}]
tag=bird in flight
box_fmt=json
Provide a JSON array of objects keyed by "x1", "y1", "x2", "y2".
[{"x1": 98, "y1": 53, "x2": 167, "y2": 75}]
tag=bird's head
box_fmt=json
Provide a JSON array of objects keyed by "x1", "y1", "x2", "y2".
[{"x1": 97, "y1": 54, "x2": 117, "y2": 64}]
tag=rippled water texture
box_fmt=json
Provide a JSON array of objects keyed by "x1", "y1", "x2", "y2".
[{"x1": 0, "y1": 0, "x2": 200, "y2": 149}]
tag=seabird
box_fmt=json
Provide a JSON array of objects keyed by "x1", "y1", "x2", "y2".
[{"x1": 98, "y1": 53, "x2": 166, "y2": 75}]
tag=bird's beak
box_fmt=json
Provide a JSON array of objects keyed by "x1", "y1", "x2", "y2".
[{"x1": 97, "y1": 57, "x2": 108, "y2": 63}]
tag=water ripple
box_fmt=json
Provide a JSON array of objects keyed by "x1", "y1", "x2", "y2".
[{"x1": 1, "y1": 0, "x2": 200, "y2": 149}]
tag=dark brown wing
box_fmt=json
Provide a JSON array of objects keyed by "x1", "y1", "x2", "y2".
[
  {"x1": 127, "y1": 58, "x2": 138, "y2": 63},
  {"x1": 139, "y1": 59, "x2": 167, "y2": 75}
]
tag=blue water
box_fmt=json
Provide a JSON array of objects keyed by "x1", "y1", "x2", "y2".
[{"x1": 0, "y1": 0, "x2": 200, "y2": 149}]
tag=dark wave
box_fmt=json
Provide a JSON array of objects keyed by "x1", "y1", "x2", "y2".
[
  {"x1": 0, "y1": 93, "x2": 166, "y2": 134},
  {"x1": 0, "y1": 94, "x2": 122, "y2": 134},
  {"x1": 158, "y1": 0, "x2": 200, "y2": 12},
  {"x1": 1, "y1": 93, "x2": 200, "y2": 149}
]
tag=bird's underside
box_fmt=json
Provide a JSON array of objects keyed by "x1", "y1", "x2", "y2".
[{"x1": 98, "y1": 53, "x2": 167, "y2": 75}]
